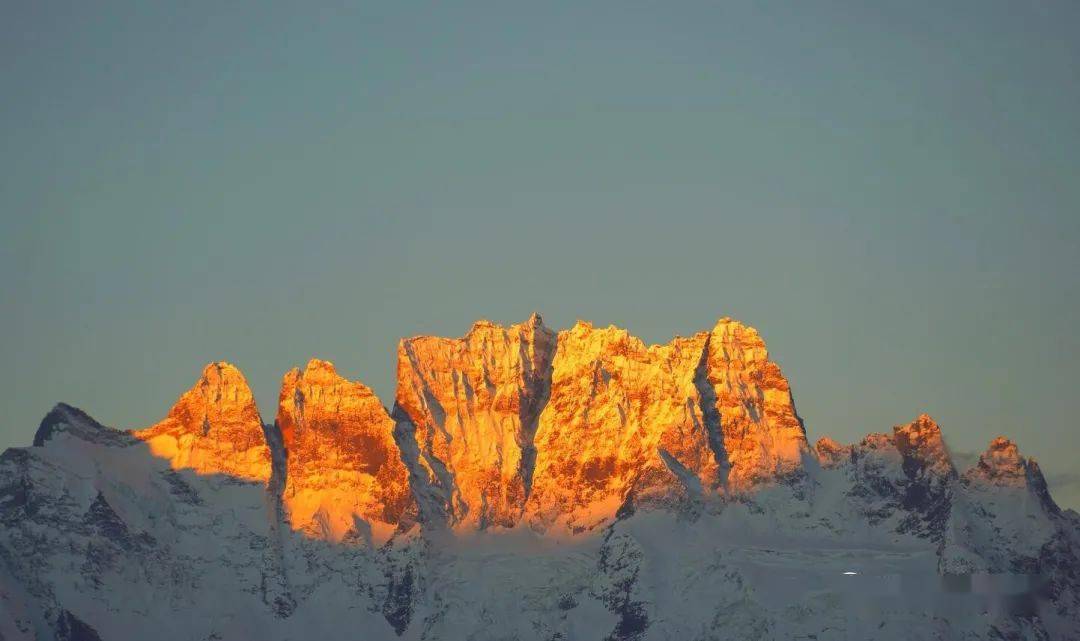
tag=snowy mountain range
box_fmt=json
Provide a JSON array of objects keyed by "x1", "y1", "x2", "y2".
[{"x1": 2, "y1": 315, "x2": 1077, "y2": 640}]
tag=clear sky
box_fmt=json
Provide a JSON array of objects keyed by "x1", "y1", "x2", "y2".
[{"x1": 2, "y1": 1, "x2": 1078, "y2": 507}]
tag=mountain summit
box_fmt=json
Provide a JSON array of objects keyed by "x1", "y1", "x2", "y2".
[{"x1": 2, "y1": 316, "x2": 1077, "y2": 640}]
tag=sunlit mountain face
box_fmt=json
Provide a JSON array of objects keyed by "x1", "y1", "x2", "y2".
[{"x1": 2, "y1": 316, "x2": 1078, "y2": 640}]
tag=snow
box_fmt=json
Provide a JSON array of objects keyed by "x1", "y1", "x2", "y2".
[{"x1": 2, "y1": 406, "x2": 1078, "y2": 640}]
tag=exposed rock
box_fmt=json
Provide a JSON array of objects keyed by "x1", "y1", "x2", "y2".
[
  {"x1": 941, "y1": 437, "x2": 1066, "y2": 578},
  {"x1": 527, "y1": 323, "x2": 715, "y2": 534},
  {"x1": 133, "y1": 362, "x2": 271, "y2": 483},
  {"x1": 34, "y1": 404, "x2": 127, "y2": 449},
  {"x1": 813, "y1": 437, "x2": 850, "y2": 469},
  {"x1": 277, "y1": 359, "x2": 414, "y2": 543},
  {"x1": 890, "y1": 414, "x2": 956, "y2": 538},
  {"x1": 820, "y1": 415, "x2": 956, "y2": 540},
  {"x1": 393, "y1": 314, "x2": 556, "y2": 529},
  {"x1": 965, "y1": 436, "x2": 1033, "y2": 488},
  {"x1": 705, "y1": 318, "x2": 808, "y2": 490},
  {"x1": 3, "y1": 314, "x2": 1079, "y2": 640},
  {"x1": 892, "y1": 414, "x2": 955, "y2": 476},
  {"x1": 526, "y1": 318, "x2": 809, "y2": 534}
]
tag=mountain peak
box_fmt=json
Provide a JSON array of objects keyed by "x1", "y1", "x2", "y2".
[
  {"x1": 965, "y1": 436, "x2": 1031, "y2": 487},
  {"x1": 198, "y1": 360, "x2": 245, "y2": 384},
  {"x1": 33, "y1": 403, "x2": 115, "y2": 447},
  {"x1": 395, "y1": 315, "x2": 557, "y2": 529},
  {"x1": 814, "y1": 436, "x2": 851, "y2": 468},
  {"x1": 8, "y1": 315, "x2": 1080, "y2": 640},
  {"x1": 962, "y1": 436, "x2": 1059, "y2": 513},
  {"x1": 278, "y1": 360, "x2": 414, "y2": 543},
  {"x1": 891, "y1": 414, "x2": 953, "y2": 475},
  {"x1": 298, "y1": 358, "x2": 346, "y2": 381},
  {"x1": 133, "y1": 362, "x2": 270, "y2": 483},
  {"x1": 711, "y1": 316, "x2": 762, "y2": 339}
]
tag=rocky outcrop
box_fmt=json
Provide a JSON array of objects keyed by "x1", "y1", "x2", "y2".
[
  {"x1": 705, "y1": 318, "x2": 808, "y2": 489},
  {"x1": 941, "y1": 437, "x2": 1065, "y2": 579},
  {"x1": 818, "y1": 415, "x2": 956, "y2": 540},
  {"x1": 813, "y1": 436, "x2": 851, "y2": 469},
  {"x1": 393, "y1": 314, "x2": 556, "y2": 529},
  {"x1": 964, "y1": 436, "x2": 1044, "y2": 490},
  {"x1": 526, "y1": 318, "x2": 809, "y2": 534},
  {"x1": 133, "y1": 362, "x2": 271, "y2": 483},
  {"x1": 277, "y1": 359, "x2": 414, "y2": 543},
  {"x1": 526, "y1": 323, "x2": 715, "y2": 534},
  {"x1": 889, "y1": 414, "x2": 957, "y2": 538}
]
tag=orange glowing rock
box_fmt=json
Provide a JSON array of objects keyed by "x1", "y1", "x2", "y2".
[
  {"x1": 277, "y1": 359, "x2": 414, "y2": 544},
  {"x1": 133, "y1": 362, "x2": 271, "y2": 483},
  {"x1": 704, "y1": 318, "x2": 809, "y2": 489},
  {"x1": 394, "y1": 313, "x2": 556, "y2": 528},
  {"x1": 891, "y1": 413, "x2": 956, "y2": 478},
  {"x1": 525, "y1": 322, "x2": 715, "y2": 534},
  {"x1": 525, "y1": 318, "x2": 809, "y2": 534},
  {"x1": 964, "y1": 436, "x2": 1037, "y2": 488},
  {"x1": 814, "y1": 436, "x2": 851, "y2": 469}
]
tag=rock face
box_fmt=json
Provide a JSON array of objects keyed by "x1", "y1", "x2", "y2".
[
  {"x1": 813, "y1": 436, "x2": 851, "y2": 469},
  {"x1": 704, "y1": 318, "x2": 808, "y2": 489},
  {"x1": 526, "y1": 323, "x2": 716, "y2": 534},
  {"x1": 3, "y1": 314, "x2": 1079, "y2": 641},
  {"x1": 939, "y1": 437, "x2": 1066, "y2": 575},
  {"x1": 393, "y1": 314, "x2": 556, "y2": 529},
  {"x1": 965, "y1": 436, "x2": 1039, "y2": 488},
  {"x1": 526, "y1": 318, "x2": 809, "y2": 534},
  {"x1": 814, "y1": 415, "x2": 957, "y2": 541},
  {"x1": 277, "y1": 359, "x2": 414, "y2": 543},
  {"x1": 133, "y1": 362, "x2": 271, "y2": 483}
]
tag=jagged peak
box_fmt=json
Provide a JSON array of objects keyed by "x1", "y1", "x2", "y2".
[
  {"x1": 561, "y1": 320, "x2": 639, "y2": 349},
  {"x1": 563, "y1": 319, "x2": 713, "y2": 354},
  {"x1": 814, "y1": 436, "x2": 851, "y2": 468},
  {"x1": 892, "y1": 413, "x2": 956, "y2": 479},
  {"x1": 965, "y1": 436, "x2": 1029, "y2": 486},
  {"x1": 712, "y1": 316, "x2": 762, "y2": 337},
  {"x1": 963, "y1": 436, "x2": 1060, "y2": 513},
  {"x1": 709, "y1": 317, "x2": 769, "y2": 362},
  {"x1": 892, "y1": 413, "x2": 945, "y2": 451},
  {"x1": 148, "y1": 361, "x2": 262, "y2": 432},
  {"x1": 570, "y1": 319, "x2": 594, "y2": 332},
  {"x1": 33, "y1": 403, "x2": 116, "y2": 447},
  {"x1": 303, "y1": 357, "x2": 338, "y2": 374},
  {"x1": 403, "y1": 315, "x2": 555, "y2": 350},
  {"x1": 286, "y1": 358, "x2": 376, "y2": 393},
  {"x1": 278, "y1": 357, "x2": 413, "y2": 543},
  {"x1": 197, "y1": 360, "x2": 246, "y2": 384},
  {"x1": 134, "y1": 362, "x2": 270, "y2": 482},
  {"x1": 857, "y1": 432, "x2": 894, "y2": 450},
  {"x1": 278, "y1": 359, "x2": 390, "y2": 446},
  {"x1": 468, "y1": 318, "x2": 500, "y2": 333}
]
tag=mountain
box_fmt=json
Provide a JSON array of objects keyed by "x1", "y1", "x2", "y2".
[{"x1": 1, "y1": 316, "x2": 1077, "y2": 640}]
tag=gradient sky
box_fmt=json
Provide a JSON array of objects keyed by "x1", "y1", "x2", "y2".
[{"x1": 2, "y1": 1, "x2": 1079, "y2": 507}]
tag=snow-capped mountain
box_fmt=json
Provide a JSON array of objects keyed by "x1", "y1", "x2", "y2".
[{"x1": 1, "y1": 316, "x2": 1077, "y2": 640}]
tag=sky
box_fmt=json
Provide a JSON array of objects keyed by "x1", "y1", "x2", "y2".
[{"x1": 2, "y1": 1, "x2": 1079, "y2": 508}]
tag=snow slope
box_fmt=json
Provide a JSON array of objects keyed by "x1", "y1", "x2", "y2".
[{"x1": 2, "y1": 317, "x2": 1077, "y2": 640}]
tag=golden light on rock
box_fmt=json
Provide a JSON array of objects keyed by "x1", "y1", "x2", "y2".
[
  {"x1": 133, "y1": 362, "x2": 272, "y2": 483},
  {"x1": 124, "y1": 316, "x2": 1046, "y2": 546},
  {"x1": 277, "y1": 359, "x2": 414, "y2": 544}
]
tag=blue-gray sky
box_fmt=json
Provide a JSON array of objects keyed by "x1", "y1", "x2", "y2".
[{"x1": 2, "y1": 1, "x2": 1079, "y2": 507}]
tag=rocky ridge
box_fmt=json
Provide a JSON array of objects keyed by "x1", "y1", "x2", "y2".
[{"x1": 1, "y1": 315, "x2": 1077, "y2": 641}]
